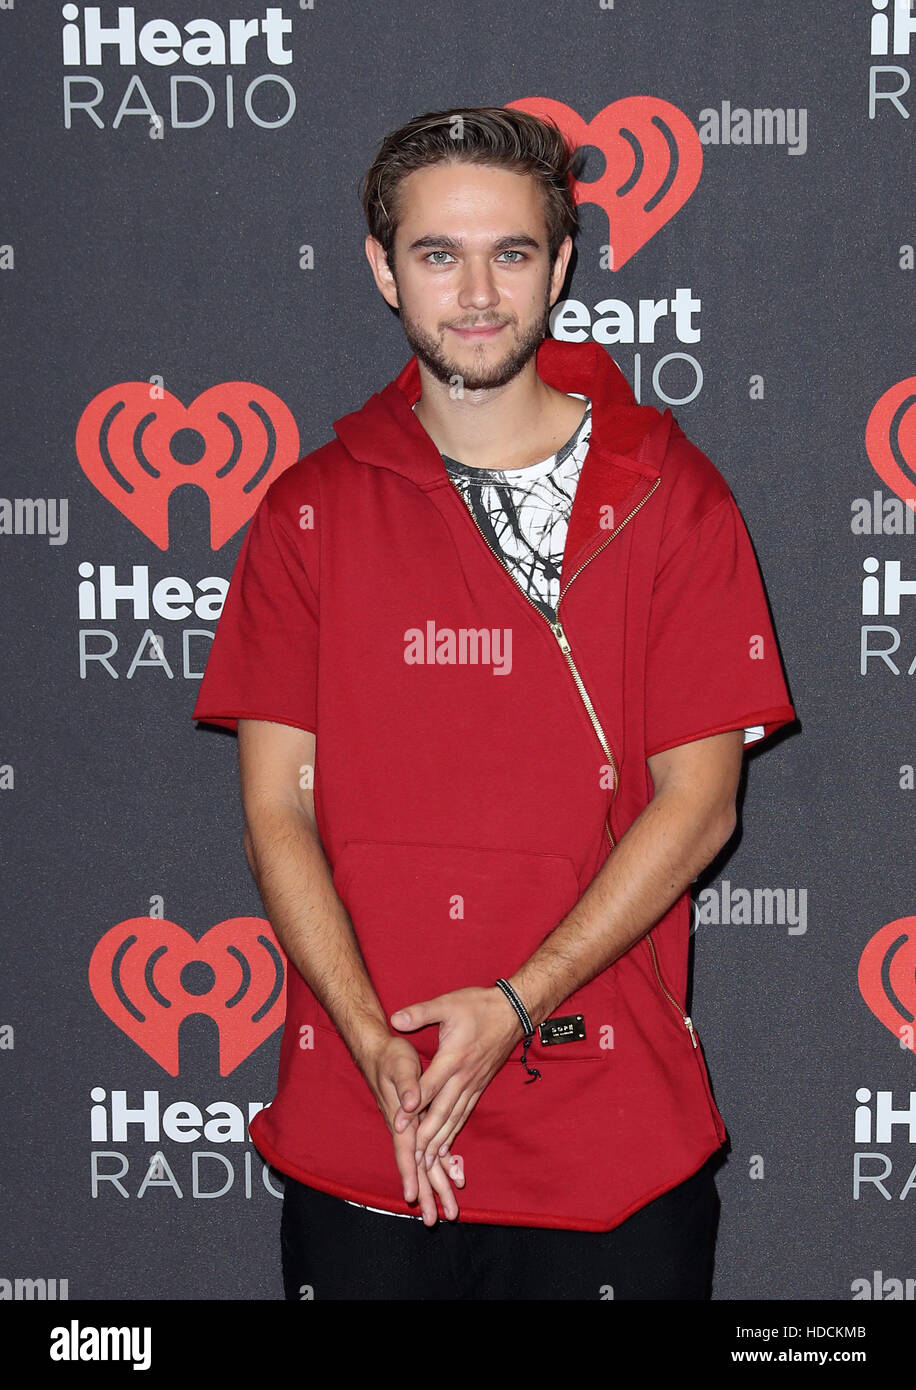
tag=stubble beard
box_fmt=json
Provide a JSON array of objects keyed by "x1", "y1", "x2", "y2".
[{"x1": 394, "y1": 274, "x2": 553, "y2": 392}]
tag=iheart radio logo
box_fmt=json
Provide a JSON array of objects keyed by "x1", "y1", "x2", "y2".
[
  {"x1": 76, "y1": 382, "x2": 300, "y2": 550},
  {"x1": 506, "y1": 97, "x2": 703, "y2": 269},
  {"x1": 865, "y1": 378, "x2": 916, "y2": 510},
  {"x1": 858, "y1": 916, "x2": 916, "y2": 1055},
  {"x1": 89, "y1": 917, "x2": 287, "y2": 1076}
]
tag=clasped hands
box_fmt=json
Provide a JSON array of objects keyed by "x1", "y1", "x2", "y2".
[{"x1": 373, "y1": 984, "x2": 524, "y2": 1226}]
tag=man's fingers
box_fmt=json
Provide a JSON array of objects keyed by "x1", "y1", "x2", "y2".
[
  {"x1": 392, "y1": 1116, "x2": 421, "y2": 1205},
  {"x1": 432, "y1": 1093, "x2": 477, "y2": 1160},
  {"x1": 424, "y1": 1154, "x2": 459, "y2": 1221},
  {"x1": 371, "y1": 1038, "x2": 466, "y2": 1222},
  {"x1": 414, "y1": 1149, "x2": 449, "y2": 1225},
  {"x1": 387, "y1": 1051, "x2": 422, "y2": 1117},
  {"x1": 390, "y1": 996, "x2": 444, "y2": 1032},
  {"x1": 446, "y1": 1152, "x2": 465, "y2": 1188},
  {"x1": 432, "y1": 1145, "x2": 465, "y2": 1189},
  {"x1": 392, "y1": 1052, "x2": 455, "y2": 1132},
  {"x1": 413, "y1": 1073, "x2": 470, "y2": 1156},
  {"x1": 392, "y1": 1108, "x2": 462, "y2": 1220}
]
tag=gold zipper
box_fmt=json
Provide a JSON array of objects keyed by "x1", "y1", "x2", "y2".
[
  {"x1": 454, "y1": 471, "x2": 661, "y2": 846},
  {"x1": 549, "y1": 475, "x2": 661, "y2": 847},
  {"x1": 449, "y1": 466, "x2": 699, "y2": 1050},
  {"x1": 646, "y1": 933, "x2": 698, "y2": 1048},
  {"x1": 549, "y1": 620, "x2": 616, "y2": 846}
]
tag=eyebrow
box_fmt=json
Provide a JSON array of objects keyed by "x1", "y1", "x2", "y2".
[{"x1": 405, "y1": 233, "x2": 542, "y2": 254}]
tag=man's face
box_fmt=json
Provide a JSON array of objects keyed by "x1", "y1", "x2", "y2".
[{"x1": 367, "y1": 160, "x2": 571, "y2": 392}]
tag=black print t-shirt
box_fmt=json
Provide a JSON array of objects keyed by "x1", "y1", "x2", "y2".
[{"x1": 437, "y1": 393, "x2": 591, "y2": 620}]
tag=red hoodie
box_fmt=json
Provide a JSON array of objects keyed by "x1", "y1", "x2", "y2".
[{"x1": 192, "y1": 337, "x2": 796, "y2": 1231}]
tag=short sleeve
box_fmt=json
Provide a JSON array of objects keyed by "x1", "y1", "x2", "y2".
[
  {"x1": 191, "y1": 480, "x2": 318, "y2": 734},
  {"x1": 644, "y1": 494, "x2": 795, "y2": 758}
]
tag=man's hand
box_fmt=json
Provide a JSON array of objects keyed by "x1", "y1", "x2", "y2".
[
  {"x1": 389, "y1": 985, "x2": 523, "y2": 1174},
  {"x1": 358, "y1": 1032, "x2": 466, "y2": 1225}
]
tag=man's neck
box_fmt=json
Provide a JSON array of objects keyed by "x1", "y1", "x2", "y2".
[{"x1": 411, "y1": 359, "x2": 586, "y2": 472}]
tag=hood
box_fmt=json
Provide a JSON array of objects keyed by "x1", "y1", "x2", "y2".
[{"x1": 332, "y1": 337, "x2": 668, "y2": 491}]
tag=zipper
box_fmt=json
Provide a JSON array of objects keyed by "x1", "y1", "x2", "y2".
[
  {"x1": 449, "y1": 465, "x2": 701, "y2": 1050},
  {"x1": 549, "y1": 474, "x2": 660, "y2": 847},
  {"x1": 549, "y1": 620, "x2": 616, "y2": 846},
  {"x1": 646, "y1": 932, "x2": 698, "y2": 1048},
  {"x1": 455, "y1": 470, "x2": 661, "y2": 847}
]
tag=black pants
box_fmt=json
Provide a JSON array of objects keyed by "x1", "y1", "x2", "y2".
[{"x1": 280, "y1": 1158, "x2": 720, "y2": 1300}]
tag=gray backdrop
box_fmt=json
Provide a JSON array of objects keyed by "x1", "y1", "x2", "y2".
[{"x1": 2, "y1": 0, "x2": 914, "y2": 1302}]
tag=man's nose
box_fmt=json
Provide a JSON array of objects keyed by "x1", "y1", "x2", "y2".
[{"x1": 457, "y1": 257, "x2": 500, "y2": 308}]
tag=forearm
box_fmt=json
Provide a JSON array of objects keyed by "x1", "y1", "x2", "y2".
[
  {"x1": 243, "y1": 804, "x2": 390, "y2": 1068},
  {"x1": 506, "y1": 788, "x2": 735, "y2": 1028}
]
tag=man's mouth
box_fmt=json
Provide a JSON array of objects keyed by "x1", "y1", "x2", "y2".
[{"x1": 450, "y1": 322, "x2": 507, "y2": 339}]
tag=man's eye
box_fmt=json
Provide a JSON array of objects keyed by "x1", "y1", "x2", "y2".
[{"x1": 424, "y1": 250, "x2": 527, "y2": 265}]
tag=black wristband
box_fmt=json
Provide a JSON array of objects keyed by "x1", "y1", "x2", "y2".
[
  {"x1": 494, "y1": 977, "x2": 533, "y2": 1034},
  {"x1": 494, "y1": 978, "x2": 541, "y2": 1083}
]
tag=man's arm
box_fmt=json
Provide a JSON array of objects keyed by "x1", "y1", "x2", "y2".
[
  {"x1": 391, "y1": 728, "x2": 744, "y2": 1165},
  {"x1": 505, "y1": 727, "x2": 742, "y2": 1023},
  {"x1": 237, "y1": 718, "x2": 464, "y2": 1223}
]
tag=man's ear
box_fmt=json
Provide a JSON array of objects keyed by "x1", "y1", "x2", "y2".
[
  {"x1": 364, "y1": 234, "x2": 399, "y2": 310},
  {"x1": 548, "y1": 235, "x2": 574, "y2": 306}
]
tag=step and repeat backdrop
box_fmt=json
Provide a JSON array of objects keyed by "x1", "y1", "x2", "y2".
[{"x1": 1, "y1": 2, "x2": 913, "y2": 1303}]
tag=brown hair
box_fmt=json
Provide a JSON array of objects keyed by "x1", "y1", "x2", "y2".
[{"x1": 360, "y1": 105, "x2": 582, "y2": 272}]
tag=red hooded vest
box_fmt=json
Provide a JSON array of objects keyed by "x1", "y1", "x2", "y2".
[{"x1": 192, "y1": 337, "x2": 796, "y2": 1230}]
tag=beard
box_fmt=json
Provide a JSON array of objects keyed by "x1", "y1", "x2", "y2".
[{"x1": 394, "y1": 279, "x2": 552, "y2": 392}]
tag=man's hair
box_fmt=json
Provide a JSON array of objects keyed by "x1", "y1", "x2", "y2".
[{"x1": 360, "y1": 106, "x2": 582, "y2": 273}]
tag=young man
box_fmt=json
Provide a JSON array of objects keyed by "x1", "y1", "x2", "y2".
[{"x1": 192, "y1": 106, "x2": 796, "y2": 1300}]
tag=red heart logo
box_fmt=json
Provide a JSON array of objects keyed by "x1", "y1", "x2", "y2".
[
  {"x1": 89, "y1": 917, "x2": 287, "y2": 1076},
  {"x1": 76, "y1": 382, "x2": 300, "y2": 550},
  {"x1": 858, "y1": 916, "x2": 916, "y2": 1055},
  {"x1": 506, "y1": 96, "x2": 703, "y2": 269},
  {"x1": 865, "y1": 379, "x2": 916, "y2": 511}
]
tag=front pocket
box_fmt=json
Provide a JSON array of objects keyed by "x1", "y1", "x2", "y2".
[{"x1": 328, "y1": 838, "x2": 615, "y2": 1062}]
